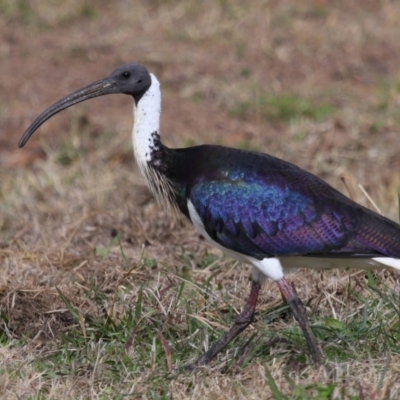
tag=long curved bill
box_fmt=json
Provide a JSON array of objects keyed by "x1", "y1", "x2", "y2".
[{"x1": 19, "y1": 77, "x2": 117, "y2": 148}]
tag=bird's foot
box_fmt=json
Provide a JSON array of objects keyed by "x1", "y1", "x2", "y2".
[
  {"x1": 181, "y1": 280, "x2": 261, "y2": 372},
  {"x1": 276, "y1": 277, "x2": 322, "y2": 366}
]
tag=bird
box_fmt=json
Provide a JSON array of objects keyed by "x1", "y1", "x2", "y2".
[{"x1": 19, "y1": 63, "x2": 400, "y2": 369}]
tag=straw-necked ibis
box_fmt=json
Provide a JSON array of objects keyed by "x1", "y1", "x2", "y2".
[{"x1": 19, "y1": 63, "x2": 400, "y2": 369}]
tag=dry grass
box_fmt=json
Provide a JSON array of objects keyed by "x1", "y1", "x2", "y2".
[{"x1": 2, "y1": 0, "x2": 400, "y2": 398}]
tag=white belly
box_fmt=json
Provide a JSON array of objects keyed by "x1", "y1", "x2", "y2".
[{"x1": 187, "y1": 200, "x2": 284, "y2": 281}]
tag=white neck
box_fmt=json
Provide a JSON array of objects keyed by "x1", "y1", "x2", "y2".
[
  {"x1": 132, "y1": 73, "x2": 178, "y2": 216},
  {"x1": 132, "y1": 73, "x2": 161, "y2": 175}
]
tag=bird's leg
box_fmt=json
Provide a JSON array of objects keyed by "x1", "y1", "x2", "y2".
[
  {"x1": 276, "y1": 277, "x2": 322, "y2": 365},
  {"x1": 182, "y1": 279, "x2": 261, "y2": 371}
]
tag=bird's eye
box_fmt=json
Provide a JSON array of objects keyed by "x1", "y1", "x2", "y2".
[{"x1": 122, "y1": 71, "x2": 131, "y2": 78}]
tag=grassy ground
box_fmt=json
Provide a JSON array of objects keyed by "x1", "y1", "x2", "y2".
[{"x1": 2, "y1": 0, "x2": 400, "y2": 398}]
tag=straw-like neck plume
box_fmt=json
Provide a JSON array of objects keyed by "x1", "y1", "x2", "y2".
[
  {"x1": 132, "y1": 73, "x2": 162, "y2": 169},
  {"x1": 132, "y1": 74, "x2": 178, "y2": 215}
]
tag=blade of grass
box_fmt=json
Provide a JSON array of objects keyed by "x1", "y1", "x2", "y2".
[
  {"x1": 263, "y1": 364, "x2": 287, "y2": 400},
  {"x1": 56, "y1": 286, "x2": 86, "y2": 336}
]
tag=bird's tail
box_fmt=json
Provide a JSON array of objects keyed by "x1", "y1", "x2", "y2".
[{"x1": 355, "y1": 211, "x2": 400, "y2": 260}]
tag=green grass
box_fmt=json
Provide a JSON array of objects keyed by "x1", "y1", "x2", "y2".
[
  {"x1": 0, "y1": 0, "x2": 34, "y2": 21},
  {"x1": 230, "y1": 94, "x2": 334, "y2": 123},
  {"x1": 2, "y1": 249, "x2": 400, "y2": 398},
  {"x1": 373, "y1": 75, "x2": 400, "y2": 131},
  {"x1": 0, "y1": 0, "x2": 98, "y2": 28}
]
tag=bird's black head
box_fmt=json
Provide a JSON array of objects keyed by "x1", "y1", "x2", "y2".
[
  {"x1": 107, "y1": 63, "x2": 152, "y2": 103},
  {"x1": 19, "y1": 63, "x2": 152, "y2": 148}
]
